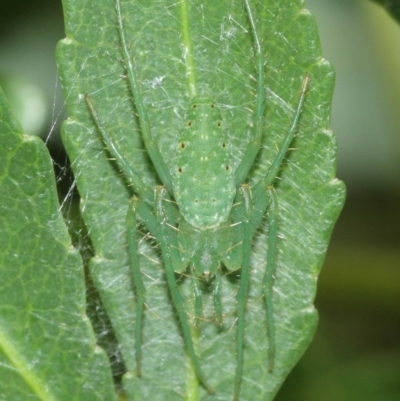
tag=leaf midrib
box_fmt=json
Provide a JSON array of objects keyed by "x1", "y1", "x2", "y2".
[
  {"x1": 0, "y1": 325, "x2": 57, "y2": 401},
  {"x1": 180, "y1": 0, "x2": 197, "y2": 97}
]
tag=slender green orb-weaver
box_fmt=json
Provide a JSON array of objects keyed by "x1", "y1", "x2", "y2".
[{"x1": 84, "y1": 0, "x2": 309, "y2": 399}]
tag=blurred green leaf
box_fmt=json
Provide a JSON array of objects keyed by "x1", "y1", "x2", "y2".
[
  {"x1": 371, "y1": 0, "x2": 400, "y2": 22},
  {"x1": 57, "y1": 0, "x2": 345, "y2": 399},
  {"x1": 0, "y1": 87, "x2": 116, "y2": 400},
  {"x1": 0, "y1": 75, "x2": 48, "y2": 137}
]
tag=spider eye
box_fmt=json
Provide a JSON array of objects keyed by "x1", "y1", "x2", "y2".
[
  {"x1": 188, "y1": 121, "x2": 192, "y2": 127},
  {"x1": 217, "y1": 122, "x2": 221, "y2": 127}
]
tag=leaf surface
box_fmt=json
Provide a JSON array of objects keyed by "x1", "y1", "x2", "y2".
[
  {"x1": 57, "y1": 0, "x2": 346, "y2": 399},
  {"x1": 0, "y1": 88, "x2": 116, "y2": 401}
]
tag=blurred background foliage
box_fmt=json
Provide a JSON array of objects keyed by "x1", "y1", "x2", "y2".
[
  {"x1": 0, "y1": 0, "x2": 399, "y2": 400},
  {"x1": 372, "y1": 0, "x2": 400, "y2": 22}
]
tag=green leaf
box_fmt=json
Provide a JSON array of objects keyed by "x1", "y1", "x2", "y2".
[
  {"x1": 371, "y1": 0, "x2": 400, "y2": 22},
  {"x1": 57, "y1": 0, "x2": 345, "y2": 399},
  {"x1": 0, "y1": 87, "x2": 116, "y2": 401}
]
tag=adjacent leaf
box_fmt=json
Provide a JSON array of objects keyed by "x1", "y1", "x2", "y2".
[
  {"x1": 0, "y1": 88, "x2": 116, "y2": 401},
  {"x1": 371, "y1": 0, "x2": 400, "y2": 22},
  {"x1": 57, "y1": 0, "x2": 345, "y2": 399}
]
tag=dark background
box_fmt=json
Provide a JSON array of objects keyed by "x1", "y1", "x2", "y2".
[{"x1": 1, "y1": 0, "x2": 399, "y2": 399}]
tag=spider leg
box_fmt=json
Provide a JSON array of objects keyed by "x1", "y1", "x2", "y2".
[
  {"x1": 127, "y1": 193, "x2": 189, "y2": 377},
  {"x1": 262, "y1": 188, "x2": 278, "y2": 372},
  {"x1": 85, "y1": 90, "x2": 185, "y2": 267},
  {"x1": 126, "y1": 197, "x2": 146, "y2": 376},
  {"x1": 233, "y1": 184, "x2": 253, "y2": 401},
  {"x1": 86, "y1": 94, "x2": 190, "y2": 378},
  {"x1": 242, "y1": 72, "x2": 308, "y2": 377},
  {"x1": 235, "y1": 1, "x2": 309, "y2": 189},
  {"x1": 85, "y1": 94, "x2": 153, "y2": 202},
  {"x1": 115, "y1": 0, "x2": 173, "y2": 195},
  {"x1": 155, "y1": 187, "x2": 214, "y2": 395},
  {"x1": 263, "y1": 75, "x2": 309, "y2": 187},
  {"x1": 234, "y1": 0, "x2": 265, "y2": 186}
]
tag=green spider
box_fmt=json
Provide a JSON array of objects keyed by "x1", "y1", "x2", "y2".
[{"x1": 85, "y1": 0, "x2": 309, "y2": 399}]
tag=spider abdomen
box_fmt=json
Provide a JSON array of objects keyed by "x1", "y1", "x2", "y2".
[{"x1": 172, "y1": 97, "x2": 236, "y2": 230}]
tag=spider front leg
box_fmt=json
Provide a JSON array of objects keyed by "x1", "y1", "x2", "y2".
[{"x1": 115, "y1": 0, "x2": 173, "y2": 195}]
